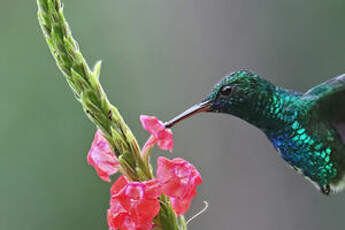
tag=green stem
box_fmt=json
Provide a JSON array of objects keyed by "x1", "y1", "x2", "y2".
[
  {"x1": 36, "y1": 0, "x2": 181, "y2": 229},
  {"x1": 37, "y1": 0, "x2": 145, "y2": 179},
  {"x1": 179, "y1": 216, "x2": 187, "y2": 230},
  {"x1": 158, "y1": 195, "x2": 180, "y2": 230}
]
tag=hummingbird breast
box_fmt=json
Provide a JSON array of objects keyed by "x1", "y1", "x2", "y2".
[{"x1": 267, "y1": 117, "x2": 345, "y2": 193}]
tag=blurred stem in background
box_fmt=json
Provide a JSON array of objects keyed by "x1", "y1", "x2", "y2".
[{"x1": 36, "y1": 0, "x2": 181, "y2": 229}]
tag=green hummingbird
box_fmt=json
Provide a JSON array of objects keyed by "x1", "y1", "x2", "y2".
[{"x1": 165, "y1": 70, "x2": 345, "y2": 195}]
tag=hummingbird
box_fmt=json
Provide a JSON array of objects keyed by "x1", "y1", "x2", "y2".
[{"x1": 165, "y1": 70, "x2": 345, "y2": 195}]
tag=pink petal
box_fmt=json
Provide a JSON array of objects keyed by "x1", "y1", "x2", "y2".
[
  {"x1": 143, "y1": 179, "x2": 162, "y2": 199},
  {"x1": 156, "y1": 157, "x2": 202, "y2": 215},
  {"x1": 170, "y1": 197, "x2": 193, "y2": 215},
  {"x1": 110, "y1": 176, "x2": 128, "y2": 195},
  {"x1": 157, "y1": 129, "x2": 174, "y2": 152},
  {"x1": 140, "y1": 115, "x2": 174, "y2": 152},
  {"x1": 141, "y1": 135, "x2": 158, "y2": 154},
  {"x1": 109, "y1": 176, "x2": 161, "y2": 230},
  {"x1": 107, "y1": 208, "x2": 128, "y2": 230},
  {"x1": 119, "y1": 183, "x2": 146, "y2": 211},
  {"x1": 120, "y1": 215, "x2": 137, "y2": 230},
  {"x1": 140, "y1": 115, "x2": 165, "y2": 136},
  {"x1": 135, "y1": 198, "x2": 161, "y2": 220},
  {"x1": 88, "y1": 129, "x2": 119, "y2": 182}
]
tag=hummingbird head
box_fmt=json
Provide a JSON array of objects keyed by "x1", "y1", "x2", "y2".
[{"x1": 165, "y1": 70, "x2": 275, "y2": 128}]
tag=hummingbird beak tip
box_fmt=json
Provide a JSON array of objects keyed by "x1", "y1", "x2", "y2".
[{"x1": 165, "y1": 100, "x2": 213, "y2": 128}]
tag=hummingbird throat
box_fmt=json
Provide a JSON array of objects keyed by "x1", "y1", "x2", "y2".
[{"x1": 238, "y1": 87, "x2": 301, "y2": 135}]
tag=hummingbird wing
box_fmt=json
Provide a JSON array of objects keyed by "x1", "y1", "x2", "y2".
[
  {"x1": 304, "y1": 73, "x2": 345, "y2": 120},
  {"x1": 303, "y1": 74, "x2": 345, "y2": 194},
  {"x1": 303, "y1": 73, "x2": 345, "y2": 141}
]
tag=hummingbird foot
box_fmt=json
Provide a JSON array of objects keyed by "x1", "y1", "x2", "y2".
[{"x1": 320, "y1": 184, "x2": 331, "y2": 196}]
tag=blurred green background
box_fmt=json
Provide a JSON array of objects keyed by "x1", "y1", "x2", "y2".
[{"x1": 2, "y1": 0, "x2": 345, "y2": 229}]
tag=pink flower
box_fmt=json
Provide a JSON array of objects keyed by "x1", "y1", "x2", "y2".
[
  {"x1": 140, "y1": 115, "x2": 173, "y2": 152},
  {"x1": 156, "y1": 157, "x2": 202, "y2": 215},
  {"x1": 88, "y1": 129, "x2": 119, "y2": 182},
  {"x1": 108, "y1": 176, "x2": 161, "y2": 230}
]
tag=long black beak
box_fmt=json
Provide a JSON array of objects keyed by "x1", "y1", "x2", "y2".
[{"x1": 165, "y1": 100, "x2": 213, "y2": 128}]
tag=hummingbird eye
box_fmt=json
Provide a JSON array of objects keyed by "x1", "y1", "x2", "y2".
[{"x1": 220, "y1": 85, "x2": 233, "y2": 96}]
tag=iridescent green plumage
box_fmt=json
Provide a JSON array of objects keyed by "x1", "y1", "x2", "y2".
[{"x1": 166, "y1": 70, "x2": 345, "y2": 195}]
